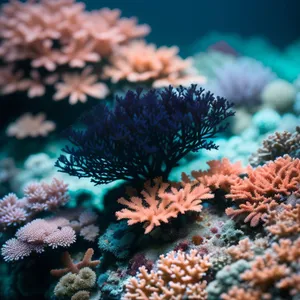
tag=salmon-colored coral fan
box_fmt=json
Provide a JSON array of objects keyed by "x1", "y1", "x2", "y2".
[
  {"x1": 116, "y1": 177, "x2": 213, "y2": 234},
  {"x1": 123, "y1": 249, "x2": 210, "y2": 299}
]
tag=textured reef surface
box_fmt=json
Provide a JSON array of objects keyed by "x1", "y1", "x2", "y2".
[{"x1": 0, "y1": 1, "x2": 299, "y2": 300}]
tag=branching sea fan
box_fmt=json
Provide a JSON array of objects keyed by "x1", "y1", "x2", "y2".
[{"x1": 56, "y1": 85, "x2": 234, "y2": 184}]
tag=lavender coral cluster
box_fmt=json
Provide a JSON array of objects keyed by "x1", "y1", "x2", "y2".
[
  {"x1": 56, "y1": 85, "x2": 234, "y2": 184},
  {"x1": 0, "y1": 178, "x2": 69, "y2": 229}
]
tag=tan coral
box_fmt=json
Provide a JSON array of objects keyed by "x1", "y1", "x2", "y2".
[
  {"x1": 221, "y1": 286, "x2": 265, "y2": 300},
  {"x1": 271, "y1": 238, "x2": 300, "y2": 263},
  {"x1": 6, "y1": 113, "x2": 56, "y2": 139},
  {"x1": 241, "y1": 253, "x2": 290, "y2": 291},
  {"x1": 264, "y1": 204, "x2": 300, "y2": 237},
  {"x1": 123, "y1": 249, "x2": 210, "y2": 299},
  {"x1": 116, "y1": 177, "x2": 212, "y2": 234},
  {"x1": 226, "y1": 238, "x2": 255, "y2": 261}
]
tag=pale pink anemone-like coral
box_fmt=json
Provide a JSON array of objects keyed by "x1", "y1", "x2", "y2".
[
  {"x1": 123, "y1": 249, "x2": 210, "y2": 299},
  {"x1": 53, "y1": 67, "x2": 109, "y2": 104},
  {"x1": 0, "y1": 0, "x2": 149, "y2": 101},
  {"x1": 104, "y1": 40, "x2": 206, "y2": 87},
  {"x1": 1, "y1": 218, "x2": 76, "y2": 261},
  {"x1": 1, "y1": 209, "x2": 99, "y2": 261},
  {"x1": 0, "y1": 178, "x2": 69, "y2": 230},
  {"x1": 6, "y1": 112, "x2": 56, "y2": 138}
]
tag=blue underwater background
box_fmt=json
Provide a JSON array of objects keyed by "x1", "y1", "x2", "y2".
[{"x1": 0, "y1": 0, "x2": 300, "y2": 300}]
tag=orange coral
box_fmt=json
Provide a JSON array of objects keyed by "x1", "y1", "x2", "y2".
[
  {"x1": 6, "y1": 113, "x2": 56, "y2": 139},
  {"x1": 226, "y1": 156, "x2": 300, "y2": 226},
  {"x1": 277, "y1": 274, "x2": 300, "y2": 295},
  {"x1": 50, "y1": 248, "x2": 100, "y2": 277},
  {"x1": 116, "y1": 177, "x2": 212, "y2": 234},
  {"x1": 189, "y1": 158, "x2": 244, "y2": 192},
  {"x1": 226, "y1": 238, "x2": 254, "y2": 261},
  {"x1": 123, "y1": 249, "x2": 210, "y2": 299}
]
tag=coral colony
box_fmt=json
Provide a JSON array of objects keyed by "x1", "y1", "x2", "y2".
[{"x1": 0, "y1": 1, "x2": 300, "y2": 300}]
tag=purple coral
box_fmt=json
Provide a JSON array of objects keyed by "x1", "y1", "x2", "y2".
[
  {"x1": 0, "y1": 193, "x2": 28, "y2": 228},
  {"x1": 213, "y1": 57, "x2": 275, "y2": 107},
  {"x1": 1, "y1": 218, "x2": 76, "y2": 261},
  {"x1": 24, "y1": 178, "x2": 69, "y2": 212},
  {"x1": 0, "y1": 178, "x2": 69, "y2": 230}
]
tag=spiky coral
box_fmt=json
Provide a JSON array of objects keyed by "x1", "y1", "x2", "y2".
[
  {"x1": 250, "y1": 127, "x2": 300, "y2": 166},
  {"x1": 116, "y1": 177, "x2": 213, "y2": 233},
  {"x1": 226, "y1": 155, "x2": 300, "y2": 226},
  {"x1": 123, "y1": 249, "x2": 210, "y2": 299},
  {"x1": 51, "y1": 248, "x2": 100, "y2": 277}
]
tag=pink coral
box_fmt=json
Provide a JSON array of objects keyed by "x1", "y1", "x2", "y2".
[
  {"x1": 0, "y1": 0, "x2": 150, "y2": 100},
  {"x1": 1, "y1": 218, "x2": 76, "y2": 261},
  {"x1": 123, "y1": 249, "x2": 210, "y2": 299},
  {"x1": 53, "y1": 67, "x2": 109, "y2": 104},
  {"x1": 104, "y1": 40, "x2": 205, "y2": 87},
  {"x1": 24, "y1": 178, "x2": 69, "y2": 212},
  {"x1": 6, "y1": 113, "x2": 56, "y2": 139},
  {"x1": 116, "y1": 177, "x2": 212, "y2": 234},
  {"x1": 0, "y1": 193, "x2": 28, "y2": 228},
  {"x1": 0, "y1": 178, "x2": 69, "y2": 230}
]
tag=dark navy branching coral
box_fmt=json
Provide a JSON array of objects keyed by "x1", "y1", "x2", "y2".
[{"x1": 56, "y1": 85, "x2": 234, "y2": 184}]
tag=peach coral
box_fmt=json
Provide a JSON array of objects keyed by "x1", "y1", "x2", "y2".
[
  {"x1": 116, "y1": 177, "x2": 213, "y2": 234},
  {"x1": 6, "y1": 113, "x2": 56, "y2": 139},
  {"x1": 104, "y1": 40, "x2": 206, "y2": 87},
  {"x1": 226, "y1": 156, "x2": 300, "y2": 226},
  {"x1": 0, "y1": 0, "x2": 149, "y2": 100},
  {"x1": 189, "y1": 158, "x2": 244, "y2": 192},
  {"x1": 123, "y1": 249, "x2": 210, "y2": 300},
  {"x1": 264, "y1": 203, "x2": 300, "y2": 237},
  {"x1": 226, "y1": 238, "x2": 255, "y2": 261},
  {"x1": 221, "y1": 286, "x2": 264, "y2": 300},
  {"x1": 53, "y1": 67, "x2": 109, "y2": 104}
]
